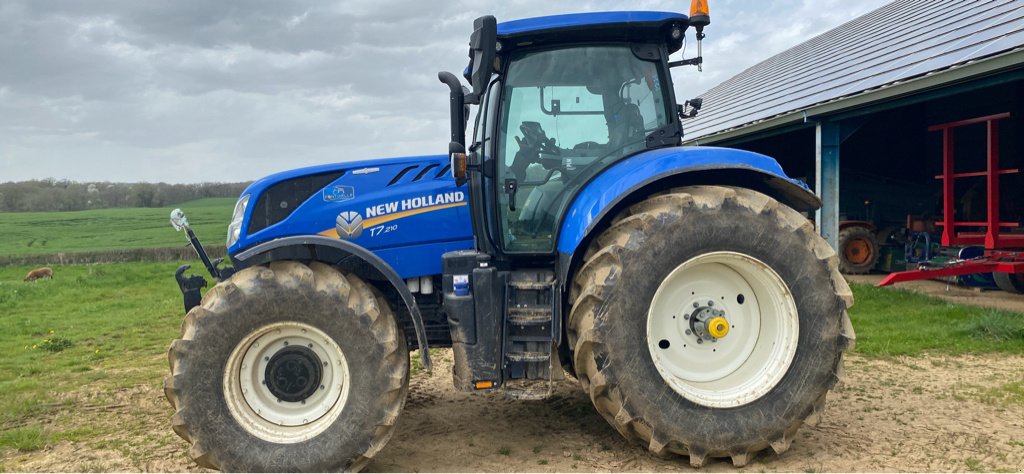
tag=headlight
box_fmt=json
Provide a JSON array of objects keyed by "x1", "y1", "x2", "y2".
[{"x1": 226, "y1": 194, "x2": 250, "y2": 248}]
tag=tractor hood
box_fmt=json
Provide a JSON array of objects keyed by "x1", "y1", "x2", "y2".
[{"x1": 229, "y1": 155, "x2": 473, "y2": 276}]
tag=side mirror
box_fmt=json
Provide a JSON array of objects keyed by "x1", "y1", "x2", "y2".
[
  {"x1": 679, "y1": 97, "x2": 704, "y2": 119},
  {"x1": 466, "y1": 15, "x2": 497, "y2": 105}
]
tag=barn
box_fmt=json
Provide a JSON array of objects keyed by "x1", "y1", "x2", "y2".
[{"x1": 684, "y1": 0, "x2": 1024, "y2": 290}]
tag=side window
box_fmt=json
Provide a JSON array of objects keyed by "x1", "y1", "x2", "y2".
[
  {"x1": 481, "y1": 80, "x2": 501, "y2": 164},
  {"x1": 623, "y1": 75, "x2": 667, "y2": 132},
  {"x1": 472, "y1": 79, "x2": 501, "y2": 157}
]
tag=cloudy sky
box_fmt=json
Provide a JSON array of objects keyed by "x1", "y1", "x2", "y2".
[{"x1": 0, "y1": 0, "x2": 891, "y2": 184}]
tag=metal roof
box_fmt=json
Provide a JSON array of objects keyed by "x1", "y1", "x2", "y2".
[{"x1": 685, "y1": 0, "x2": 1024, "y2": 142}]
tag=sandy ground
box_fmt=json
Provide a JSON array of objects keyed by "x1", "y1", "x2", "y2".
[
  {"x1": 3, "y1": 349, "x2": 1023, "y2": 473},
  {"x1": 848, "y1": 274, "x2": 1024, "y2": 314}
]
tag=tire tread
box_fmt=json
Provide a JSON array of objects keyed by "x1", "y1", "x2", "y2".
[
  {"x1": 163, "y1": 261, "x2": 408, "y2": 472},
  {"x1": 568, "y1": 185, "x2": 854, "y2": 466}
]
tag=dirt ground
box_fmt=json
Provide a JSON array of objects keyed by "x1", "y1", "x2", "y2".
[
  {"x1": 4, "y1": 348, "x2": 1023, "y2": 473},
  {"x1": 848, "y1": 274, "x2": 1024, "y2": 314}
]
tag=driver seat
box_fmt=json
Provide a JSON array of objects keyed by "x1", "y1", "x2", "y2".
[{"x1": 607, "y1": 102, "x2": 645, "y2": 148}]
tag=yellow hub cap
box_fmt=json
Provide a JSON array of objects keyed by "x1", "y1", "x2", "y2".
[{"x1": 708, "y1": 316, "x2": 730, "y2": 339}]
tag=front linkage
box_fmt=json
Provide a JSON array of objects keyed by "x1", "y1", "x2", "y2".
[{"x1": 170, "y1": 208, "x2": 233, "y2": 312}]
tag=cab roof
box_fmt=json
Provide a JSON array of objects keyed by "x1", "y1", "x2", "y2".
[{"x1": 496, "y1": 11, "x2": 690, "y2": 54}]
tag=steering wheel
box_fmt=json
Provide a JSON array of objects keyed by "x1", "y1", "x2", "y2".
[{"x1": 510, "y1": 121, "x2": 563, "y2": 182}]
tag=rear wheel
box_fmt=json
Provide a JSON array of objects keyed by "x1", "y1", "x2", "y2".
[
  {"x1": 164, "y1": 261, "x2": 408, "y2": 472},
  {"x1": 568, "y1": 186, "x2": 855, "y2": 467},
  {"x1": 838, "y1": 225, "x2": 878, "y2": 274},
  {"x1": 994, "y1": 272, "x2": 1024, "y2": 294}
]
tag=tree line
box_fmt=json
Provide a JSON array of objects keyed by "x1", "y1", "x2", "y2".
[{"x1": 0, "y1": 179, "x2": 250, "y2": 212}]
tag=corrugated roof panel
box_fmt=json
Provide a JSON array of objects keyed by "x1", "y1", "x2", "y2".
[{"x1": 686, "y1": 0, "x2": 1024, "y2": 140}]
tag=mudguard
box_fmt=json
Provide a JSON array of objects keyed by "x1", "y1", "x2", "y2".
[
  {"x1": 557, "y1": 146, "x2": 819, "y2": 256},
  {"x1": 231, "y1": 235, "x2": 432, "y2": 371}
]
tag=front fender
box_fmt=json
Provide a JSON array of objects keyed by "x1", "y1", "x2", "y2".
[
  {"x1": 557, "y1": 146, "x2": 819, "y2": 256},
  {"x1": 231, "y1": 235, "x2": 432, "y2": 372}
]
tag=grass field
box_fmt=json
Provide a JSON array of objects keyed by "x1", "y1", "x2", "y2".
[
  {"x1": 849, "y1": 283, "x2": 1024, "y2": 356},
  {"x1": 0, "y1": 261, "x2": 1022, "y2": 458},
  {"x1": 0, "y1": 262, "x2": 187, "y2": 453},
  {"x1": 0, "y1": 198, "x2": 235, "y2": 257}
]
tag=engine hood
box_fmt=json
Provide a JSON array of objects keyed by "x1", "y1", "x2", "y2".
[{"x1": 230, "y1": 154, "x2": 473, "y2": 276}]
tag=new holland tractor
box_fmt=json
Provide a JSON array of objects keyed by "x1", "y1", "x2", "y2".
[{"x1": 165, "y1": 3, "x2": 855, "y2": 471}]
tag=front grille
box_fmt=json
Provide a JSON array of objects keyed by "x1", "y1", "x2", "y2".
[{"x1": 247, "y1": 171, "x2": 344, "y2": 235}]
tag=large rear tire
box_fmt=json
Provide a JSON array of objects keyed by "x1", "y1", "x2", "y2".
[
  {"x1": 838, "y1": 225, "x2": 879, "y2": 274},
  {"x1": 164, "y1": 261, "x2": 408, "y2": 472},
  {"x1": 568, "y1": 186, "x2": 855, "y2": 467}
]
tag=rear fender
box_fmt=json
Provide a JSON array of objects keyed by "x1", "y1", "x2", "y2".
[
  {"x1": 557, "y1": 147, "x2": 819, "y2": 289},
  {"x1": 231, "y1": 235, "x2": 431, "y2": 371}
]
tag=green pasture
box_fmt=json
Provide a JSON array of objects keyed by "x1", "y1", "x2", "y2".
[{"x1": 0, "y1": 198, "x2": 235, "y2": 257}]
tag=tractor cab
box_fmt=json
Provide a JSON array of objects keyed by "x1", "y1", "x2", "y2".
[
  {"x1": 436, "y1": 6, "x2": 714, "y2": 398},
  {"x1": 441, "y1": 10, "x2": 705, "y2": 256}
]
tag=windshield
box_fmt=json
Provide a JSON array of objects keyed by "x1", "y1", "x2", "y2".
[{"x1": 496, "y1": 45, "x2": 671, "y2": 253}]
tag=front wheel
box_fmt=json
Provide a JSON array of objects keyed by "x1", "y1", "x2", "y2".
[
  {"x1": 568, "y1": 186, "x2": 855, "y2": 467},
  {"x1": 164, "y1": 261, "x2": 409, "y2": 472}
]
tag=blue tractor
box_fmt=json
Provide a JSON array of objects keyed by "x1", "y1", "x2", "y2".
[{"x1": 165, "y1": 3, "x2": 855, "y2": 471}]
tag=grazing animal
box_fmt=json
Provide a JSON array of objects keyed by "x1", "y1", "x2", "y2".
[{"x1": 23, "y1": 267, "x2": 53, "y2": 282}]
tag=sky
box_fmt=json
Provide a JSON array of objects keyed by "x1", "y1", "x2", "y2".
[{"x1": 0, "y1": 0, "x2": 892, "y2": 184}]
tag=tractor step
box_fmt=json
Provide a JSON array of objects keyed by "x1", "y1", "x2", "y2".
[
  {"x1": 508, "y1": 305, "x2": 553, "y2": 325},
  {"x1": 507, "y1": 279, "x2": 554, "y2": 291},
  {"x1": 502, "y1": 269, "x2": 561, "y2": 400},
  {"x1": 505, "y1": 350, "x2": 550, "y2": 363},
  {"x1": 503, "y1": 379, "x2": 553, "y2": 401}
]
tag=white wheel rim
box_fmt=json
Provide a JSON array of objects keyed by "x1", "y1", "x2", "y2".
[
  {"x1": 224, "y1": 322, "x2": 350, "y2": 443},
  {"x1": 646, "y1": 251, "x2": 799, "y2": 408}
]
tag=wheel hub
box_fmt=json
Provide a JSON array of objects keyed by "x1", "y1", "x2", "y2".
[
  {"x1": 224, "y1": 322, "x2": 351, "y2": 443},
  {"x1": 265, "y1": 345, "x2": 323, "y2": 403},
  {"x1": 647, "y1": 252, "x2": 799, "y2": 408},
  {"x1": 685, "y1": 304, "x2": 730, "y2": 342},
  {"x1": 845, "y1": 238, "x2": 872, "y2": 264}
]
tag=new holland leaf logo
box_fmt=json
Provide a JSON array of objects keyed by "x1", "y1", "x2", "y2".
[{"x1": 335, "y1": 211, "x2": 363, "y2": 239}]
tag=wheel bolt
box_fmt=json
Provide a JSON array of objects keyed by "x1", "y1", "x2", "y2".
[
  {"x1": 696, "y1": 338, "x2": 704, "y2": 344},
  {"x1": 300, "y1": 400, "x2": 306, "y2": 405},
  {"x1": 283, "y1": 341, "x2": 289, "y2": 346},
  {"x1": 264, "y1": 356, "x2": 269, "y2": 361},
  {"x1": 276, "y1": 398, "x2": 282, "y2": 403},
  {"x1": 683, "y1": 314, "x2": 690, "y2": 320},
  {"x1": 308, "y1": 343, "x2": 313, "y2": 348},
  {"x1": 693, "y1": 302, "x2": 699, "y2": 308},
  {"x1": 708, "y1": 301, "x2": 714, "y2": 306},
  {"x1": 320, "y1": 385, "x2": 325, "y2": 390},
  {"x1": 685, "y1": 329, "x2": 692, "y2": 335},
  {"x1": 323, "y1": 361, "x2": 328, "y2": 367}
]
